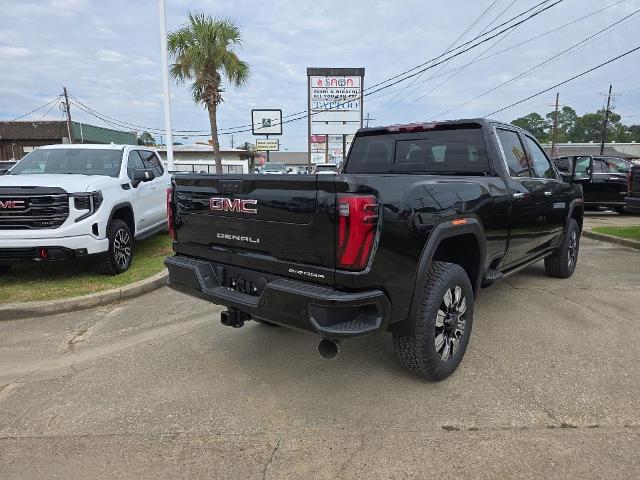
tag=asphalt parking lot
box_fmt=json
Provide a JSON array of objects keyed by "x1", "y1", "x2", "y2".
[{"x1": 1, "y1": 235, "x2": 639, "y2": 479}]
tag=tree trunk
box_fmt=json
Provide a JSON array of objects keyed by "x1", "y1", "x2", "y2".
[{"x1": 207, "y1": 103, "x2": 223, "y2": 174}]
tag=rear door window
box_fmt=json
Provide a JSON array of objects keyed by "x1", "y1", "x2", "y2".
[
  {"x1": 345, "y1": 126, "x2": 490, "y2": 174},
  {"x1": 524, "y1": 136, "x2": 556, "y2": 179},
  {"x1": 496, "y1": 129, "x2": 530, "y2": 177}
]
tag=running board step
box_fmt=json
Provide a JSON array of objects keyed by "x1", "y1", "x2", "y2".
[{"x1": 481, "y1": 269, "x2": 504, "y2": 287}]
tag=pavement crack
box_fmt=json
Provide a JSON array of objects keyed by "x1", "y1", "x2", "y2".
[
  {"x1": 64, "y1": 328, "x2": 88, "y2": 352},
  {"x1": 262, "y1": 439, "x2": 280, "y2": 480}
]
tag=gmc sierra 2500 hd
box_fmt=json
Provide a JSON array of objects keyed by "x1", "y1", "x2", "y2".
[{"x1": 165, "y1": 119, "x2": 586, "y2": 380}]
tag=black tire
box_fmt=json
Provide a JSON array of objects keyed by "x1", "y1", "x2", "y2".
[
  {"x1": 253, "y1": 319, "x2": 280, "y2": 327},
  {"x1": 544, "y1": 218, "x2": 580, "y2": 279},
  {"x1": 0, "y1": 265, "x2": 10, "y2": 275},
  {"x1": 97, "y1": 219, "x2": 133, "y2": 275},
  {"x1": 393, "y1": 261, "x2": 474, "y2": 381}
]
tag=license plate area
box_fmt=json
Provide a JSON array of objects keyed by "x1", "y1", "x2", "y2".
[{"x1": 219, "y1": 265, "x2": 276, "y2": 297}]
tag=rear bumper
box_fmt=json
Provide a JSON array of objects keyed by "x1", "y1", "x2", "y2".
[
  {"x1": 165, "y1": 255, "x2": 391, "y2": 338},
  {"x1": 625, "y1": 196, "x2": 640, "y2": 213}
]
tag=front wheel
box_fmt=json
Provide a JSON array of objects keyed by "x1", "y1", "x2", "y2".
[
  {"x1": 97, "y1": 219, "x2": 133, "y2": 275},
  {"x1": 393, "y1": 261, "x2": 474, "y2": 381},
  {"x1": 544, "y1": 218, "x2": 580, "y2": 278}
]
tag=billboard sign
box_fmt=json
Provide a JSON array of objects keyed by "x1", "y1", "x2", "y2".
[
  {"x1": 255, "y1": 139, "x2": 280, "y2": 151},
  {"x1": 251, "y1": 109, "x2": 283, "y2": 135},
  {"x1": 307, "y1": 68, "x2": 364, "y2": 163}
]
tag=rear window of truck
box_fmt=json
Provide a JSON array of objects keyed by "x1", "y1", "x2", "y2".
[{"x1": 344, "y1": 127, "x2": 490, "y2": 175}]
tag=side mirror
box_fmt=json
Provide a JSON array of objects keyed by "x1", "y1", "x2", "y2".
[
  {"x1": 571, "y1": 156, "x2": 593, "y2": 183},
  {"x1": 132, "y1": 168, "x2": 155, "y2": 187}
]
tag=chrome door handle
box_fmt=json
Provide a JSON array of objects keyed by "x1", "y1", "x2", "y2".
[
  {"x1": 513, "y1": 192, "x2": 525, "y2": 199},
  {"x1": 544, "y1": 191, "x2": 553, "y2": 196}
]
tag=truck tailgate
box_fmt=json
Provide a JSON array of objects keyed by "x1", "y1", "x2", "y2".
[{"x1": 172, "y1": 174, "x2": 336, "y2": 283}]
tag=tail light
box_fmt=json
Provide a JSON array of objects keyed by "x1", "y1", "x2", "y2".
[
  {"x1": 167, "y1": 187, "x2": 176, "y2": 240},
  {"x1": 337, "y1": 194, "x2": 378, "y2": 270}
]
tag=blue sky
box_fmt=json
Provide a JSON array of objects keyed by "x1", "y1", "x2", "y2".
[{"x1": 1, "y1": 0, "x2": 639, "y2": 151}]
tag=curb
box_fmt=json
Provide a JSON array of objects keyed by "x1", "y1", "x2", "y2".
[
  {"x1": 583, "y1": 230, "x2": 640, "y2": 251},
  {"x1": 0, "y1": 270, "x2": 168, "y2": 321}
]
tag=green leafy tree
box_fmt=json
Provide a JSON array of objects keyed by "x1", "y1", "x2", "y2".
[
  {"x1": 511, "y1": 112, "x2": 550, "y2": 142},
  {"x1": 570, "y1": 109, "x2": 623, "y2": 143},
  {"x1": 137, "y1": 131, "x2": 156, "y2": 146},
  {"x1": 628, "y1": 125, "x2": 640, "y2": 142},
  {"x1": 168, "y1": 13, "x2": 250, "y2": 174},
  {"x1": 546, "y1": 106, "x2": 577, "y2": 143}
]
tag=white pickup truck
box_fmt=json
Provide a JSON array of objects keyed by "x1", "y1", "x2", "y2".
[{"x1": 0, "y1": 144, "x2": 170, "y2": 274}]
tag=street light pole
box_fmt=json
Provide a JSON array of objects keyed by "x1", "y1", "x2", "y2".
[{"x1": 158, "y1": 0, "x2": 174, "y2": 171}]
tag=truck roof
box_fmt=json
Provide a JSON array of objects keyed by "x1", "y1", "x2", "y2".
[{"x1": 36, "y1": 144, "x2": 137, "y2": 151}]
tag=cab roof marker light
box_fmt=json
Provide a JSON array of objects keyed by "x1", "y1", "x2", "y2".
[{"x1": 386, "y1": 123, "x2": 437, "y2": 133}]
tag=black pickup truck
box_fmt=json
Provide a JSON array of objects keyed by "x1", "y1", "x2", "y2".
[
  {"x1": 165, "y1": 119, "x2": 585, "y2": 381},
  {"x1": 625, "y1": 163, "x2": 640, "y2": 213}
]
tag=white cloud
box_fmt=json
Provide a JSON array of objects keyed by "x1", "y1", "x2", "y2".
[
  {"x1": 0, "y1": 46, "x2": 30, "y2": 58},
  {"x1": 96, "y1": 49, "x2": 126, "y2": 63},
  {"x1": 1, "y1": 0, "x2": 639, "y2": 149}
]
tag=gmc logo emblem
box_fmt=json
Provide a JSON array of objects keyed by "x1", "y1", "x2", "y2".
[
  {"x1": 209, "y1": 197, "x2": 257, "y2": 214},
  {"x1": 0, "y1": 200, "x2": 26, "y2": 209}
]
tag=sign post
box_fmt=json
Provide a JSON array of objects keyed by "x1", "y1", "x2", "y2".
[
  {"x1": 251, "y1": 109, "x2": 282, "y2": 164},
  {"x1": 306, "y1": 68, "x2": 365, "y2": 167}
]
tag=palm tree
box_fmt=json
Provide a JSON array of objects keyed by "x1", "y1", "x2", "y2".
[{"x1": 168, "y1": 13, "x2": 250, "y2": 174}]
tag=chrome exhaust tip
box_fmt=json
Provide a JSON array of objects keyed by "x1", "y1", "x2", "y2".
[{"x1": 317, "y1": 338, "x2": 340, "y2": 360}]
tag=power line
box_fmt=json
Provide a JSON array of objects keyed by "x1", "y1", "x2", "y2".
[
  {"x1": 9, "y1": 96, "x2": 62, "y2": 122},
  {"x1": 214, "y1": 0, "x2": 565, "y2": 136},
  {"x1": 37, "y1": 100, "x2": 60, "y2": 120},
  {"x1": 67, "y1": 0, "x2": 563, "y2": 137},
  {"x1": 375, "y1": 0, "x2": 520, "y2": 119},
  {"x1": 371, "y1": 0, "x2": 627, "y2": 110},
  {"x1": 485, "y1": 45, "x2": 640, "y2": 116},
  {"x1": 203, "y1": 0, "x2": 564, "y2": 134},
  {"x1": 373, "y1": 0, "x2": 504, "y2": 116},
  {"x1": 435, "y1": 8, "x2": 640, "y2": 118}
]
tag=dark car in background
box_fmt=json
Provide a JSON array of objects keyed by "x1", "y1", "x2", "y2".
[
  {"x1": 0, "y1": 160, "x2": 17, "y2": 175},
  {"x1": 625, "y1": 163, "x2": 640, "y2": 213},
  {"x1": 553, "y1": 156, "x2": 631, "y2": 214}
]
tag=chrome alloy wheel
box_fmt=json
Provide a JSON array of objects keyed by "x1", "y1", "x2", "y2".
[
  {"x1": 434, "y1": 286, "x2": 467, "y2": 361},
  {"x1": 113, "y1": 228, "x2": 132, "y2": 269},
  {"x1": 567, "y1": 229, "x2": 578, "y2": 269}
]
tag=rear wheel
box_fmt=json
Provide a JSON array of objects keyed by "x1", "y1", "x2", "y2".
[
  {"x1": 544, "y1": 218, "x2": 580, "y2": 278},
  {"x1": 393, "y1": 261, "x2": 474, "y2": 381},
  {"x1": 97, "y1": 219, "x2": 133, "y2": 275}
]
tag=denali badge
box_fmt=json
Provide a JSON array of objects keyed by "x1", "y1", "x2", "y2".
[
  {"x1": 217, "y1": 233, "x2": 260, "y2": 244},
  {"x1": 209, "y1": 197, "x2": 257, "y2": 214},
  {"x1": 0, "y1": 200, "x2": 26, "y2": 209},
  {"x1": 288, "y1": 268, "x2": 325, "y2": 279}
]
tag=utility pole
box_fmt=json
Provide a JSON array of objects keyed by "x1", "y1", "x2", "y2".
[
  {"x1": 63, "y1": 87, "x2": 73, "y2": 144},
  {"x1": 548, "y1": 92, "x2": 561, "y2": 158},
  {"x1": 364, "y1": 112, "x2": 376, "y2": 128},
  {"x1": 230, "y1": 134, "x2": 234, "y2": 148},
  {"x1": 158, "y1": 0, "x2": 175, "y2": 170},
  {"x1": 599, "y1": 84, "x2": 617, "y2": 155}
]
